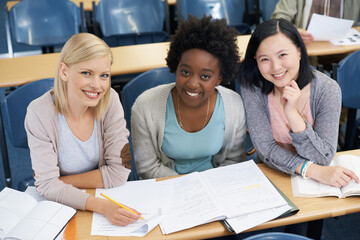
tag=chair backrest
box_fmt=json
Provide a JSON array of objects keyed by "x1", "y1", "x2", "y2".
[
  {"x1": 121, "y1": 67, "x2": 175, "y2": 181},
  {"x1": 337, "y1": 49, "x2": 360, "y2": 109},
  {"x1": 177, "y1": 0, "x2": 250, "y2": 34},
  {"x1": 259, "y1": 0, "x2": 279, "y2": 21},
  {"x1": 0, "y1": 78, "x2": 54, "y2": 189},
  {"x1": 95, "y1": 0, "x2": 167, "y2": 37},
  {"x1": 121, "y1": 67, "x2": 176, "y2": 131},
  {"x1": 177, "y1": 0, "x2": 245, "y2": 25},
  {"x1": 242, "y1": 232, "x2": 312, "y2": 240},
  {"x1": 1, "y1": 78, "x2": 54, "y2": 148},
  {"x1": 8, "y1": 0, "x2": 84, "y2": 47}
]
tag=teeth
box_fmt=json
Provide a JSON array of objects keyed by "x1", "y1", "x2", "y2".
[
  {"x1": 274, "y1": 71, "x2": 286, "y2": 78},
  {"x1": 186, "y1": 91, "x2": 200, "y2": 97},
  {"x1": 84, "y1": 91, "x2": 98, "y2": 97}
]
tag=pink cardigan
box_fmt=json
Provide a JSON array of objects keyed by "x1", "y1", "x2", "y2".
[{"x1": 25, "y1": 88, "x2": 130, "y2": 210}]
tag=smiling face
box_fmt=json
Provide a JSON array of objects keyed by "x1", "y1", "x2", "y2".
[
  {"x1": 255, "y1": 32, "x2": 301, "y2": 90},
  {"x1": 175, "y1": 48, "x2": 222, "y2": 109},
  {"x1": 60, "y1": 55, "x2": 111, "y2": 112}
]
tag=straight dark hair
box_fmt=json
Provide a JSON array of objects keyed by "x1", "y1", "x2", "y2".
[{"x1": 240, "y1": 19, "x2": 314, "y2": 94}]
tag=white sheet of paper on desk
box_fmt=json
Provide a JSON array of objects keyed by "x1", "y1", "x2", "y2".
[
  {"x1": 330, "y1": 28, "x2": 360, "y2": 45},
  {"x1": 307, "y1": 14, "x2": 354, "y2": 41},
  {"x1": 225, "y1": 205, "x2": 291, "y2": 234},
  {"x1": 91, "y1": 179, "x2": 168, "y2": 237}
]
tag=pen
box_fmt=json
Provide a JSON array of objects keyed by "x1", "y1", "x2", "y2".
[{"x1": 100, "y1": 193, "x2": 144, "y2": 220}]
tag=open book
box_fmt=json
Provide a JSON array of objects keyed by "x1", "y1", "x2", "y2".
[
  {"x1": 0, "y1": 187, "x2": 76, "y2": 240},
  {"x1": 291, "y1": 154, "x2": 360, "y2": 198},
  {"x1": 159, "y1": 160, "x2": 291, "y2": 234}
]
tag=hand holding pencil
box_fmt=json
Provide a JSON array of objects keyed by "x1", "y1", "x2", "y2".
[{"x1": 101, "y1": 193, "x2": 144, "y2": 225}]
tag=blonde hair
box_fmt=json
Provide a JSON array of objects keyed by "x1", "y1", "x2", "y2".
[{"x1": 54, "y1": 33, "x2": 113, "y2": 119}]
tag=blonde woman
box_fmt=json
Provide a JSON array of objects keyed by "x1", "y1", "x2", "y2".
[{"x1": 25, "y1": 33, "x2": 141, "y2": 226}]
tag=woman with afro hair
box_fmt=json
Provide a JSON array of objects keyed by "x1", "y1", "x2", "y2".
[{"x1": 131, "y1": 15, "x2": 246, "y2": 179}]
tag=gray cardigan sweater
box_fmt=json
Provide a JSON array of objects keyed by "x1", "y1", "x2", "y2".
[
  {"x1": 241, "y1": 70, "x2": 341, "y2": 174},
  {"x1": 131, "y1": 83, "x2": 246, "y2": 179},
  {"x1": 25, "y1": 88, "x2": 131, "y2": 210}
]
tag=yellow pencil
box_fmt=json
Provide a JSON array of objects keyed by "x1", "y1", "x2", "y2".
[{"x1": 100, "y1": 193, "x2": 144, "y2": 220}]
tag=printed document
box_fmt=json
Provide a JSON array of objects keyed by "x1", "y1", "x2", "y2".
[{"x1": 91, "y1": 179, "x2": 168, "y2": 237}]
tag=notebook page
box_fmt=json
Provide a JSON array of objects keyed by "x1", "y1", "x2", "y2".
[
  {"x1": 200, "y1": 161, "x2": 288, "y2": 218},
  {"x1": 6, "y1": 201, "x2": 75, "y2": 240},
  {"x1": 159, "y1": 172, "x2": 225, "y2": 234},
  {"x1": 291, "y1": 174, "x2": 342, "y2": 198},
  {"x1": 0, "y1": 187, "x2": 38, "y2": 239},
  {"x1": 334, "y1": 155, "x2": 360, "y2": 197}
]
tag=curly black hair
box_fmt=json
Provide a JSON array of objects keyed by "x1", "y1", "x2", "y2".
[{"x1": 166, "y1": 15, "x2": 240, "y2": 83}]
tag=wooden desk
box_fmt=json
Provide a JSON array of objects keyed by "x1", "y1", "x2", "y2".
[
  {"x1": 0, "y1": 35, "x2": 249, "y2": 88},
  {"x1": 0, "y1": 41, "x2": 169, "y2": 88},
  {"x1": 66, "y1": 150, "x2": 360, "y2": 240},
  {"x1": 306, "y1": 26, "x2": 360, "y2": 56},
  {"x1": 2, "y1": 30, "x2": 360, "y2": 88}
]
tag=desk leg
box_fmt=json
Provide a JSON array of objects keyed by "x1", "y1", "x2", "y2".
[{"x1": 307, "y1": 219, "x2": 323, "y2": 240}]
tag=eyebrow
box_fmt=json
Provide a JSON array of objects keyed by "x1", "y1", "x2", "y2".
[
  {"x1": 256, "y1": 49, "x2": 289, "y2": 59},
  {"x1": 79, "y1": 67, "x2": 110, "y2": 73},
  {"x1": 179, "y1": 63, "x2": 214, "y2": 73}
]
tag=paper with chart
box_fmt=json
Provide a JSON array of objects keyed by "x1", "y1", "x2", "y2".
[
  {"x1": 307, "y1": 14, "x2": 354, "y2": 41},
  {"x1": 91, "y1": 179, "x2": 168, "y2": 237}
]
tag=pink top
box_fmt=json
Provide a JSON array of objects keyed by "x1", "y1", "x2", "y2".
[{"x1": 268, "y1": 93, "x2": 314, "y2": 153}]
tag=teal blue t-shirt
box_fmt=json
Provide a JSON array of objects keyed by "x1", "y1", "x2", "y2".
[{"x1": 161, "y1": 91, "x2": 225, "y2": 174}]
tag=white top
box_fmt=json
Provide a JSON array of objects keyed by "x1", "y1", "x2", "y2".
[{"x1": 58, "y1": 114, "x2": 99, "y2": 175}]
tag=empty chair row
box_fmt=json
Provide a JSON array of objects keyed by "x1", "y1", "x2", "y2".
[{"x1": 4, "y1": 0, "x2": 279, "y2": 57}]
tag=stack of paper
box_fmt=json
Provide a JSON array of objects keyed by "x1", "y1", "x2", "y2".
[
  {"x1": 90, "y1": 161, "x2": 294, "y2": 236},
  {"x1": 158, "y1": 161, "x2": 291, "y2": 234}
]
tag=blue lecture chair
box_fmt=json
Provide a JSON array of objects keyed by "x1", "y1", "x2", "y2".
[
  {"x1": 121, "y1": 67, "x2": 176, "y2": 180},
  {"x1": 6, "y1": 0, "x2": 86, "y2": 55},
  {"x1": 259, "y1": 0, "x2": 279, "y2": 21},
  {"x1": 92, "y1": 0, "x2": 170, "y2": 47},
  {"x1": 0, "y1": 78, "x2": 54, "y2": 191},
  {"x1": 333, "y1": 49, "x2": 360, "y2": 150},
  {"x1": 177, "y1": 0, "x2": 251, "y2": 34},
  {"x1": 242, "y1": 232, "x2": 312, "y2": 240}
]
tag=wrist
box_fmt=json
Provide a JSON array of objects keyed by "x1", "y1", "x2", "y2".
[
  {"x1": 304, "y1": 163, "x2": 318, "y2": 180},
  {"x1": 86, "y1": 195, "x2": 108, "y2": 215},
  {"x1": 287, "y1": 112, "x2": 306, "y2": 133}
]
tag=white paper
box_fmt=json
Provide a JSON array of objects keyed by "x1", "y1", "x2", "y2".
[
  {"x1": 159, "y1": 173, "x2": 226, "y2": 234},
  {"x1": 91, "y1": 179, "x2": 167, "y2": 237},
  {"x1": 291, "y1": 174, "x2": 342, "y2": 198},
  {"x1": 201, "y1": 161, "x2": 288, "y2": 218},
  {"x1": 307, "y1": 14, "x2": 354, "y2": 41},
  {"x1": 0, "y1": 187, "x2": 75, "y2": 240},
  {"x1": 330, "y1": 28, "x2": 360, "y2": 45},
  {"x1": 225, "y1": 205, "x2": 292, "y2": 234},
  {"x1": 0, "y1": 187, "x2": 38, "y2": 239},
  {"x1": 159, "y1": 161, "x2": 289, "y2": 235}
]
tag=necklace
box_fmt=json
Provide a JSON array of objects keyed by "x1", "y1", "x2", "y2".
[{"x1": 177, "y1": 93, "x2": 210, "y2": 131}]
